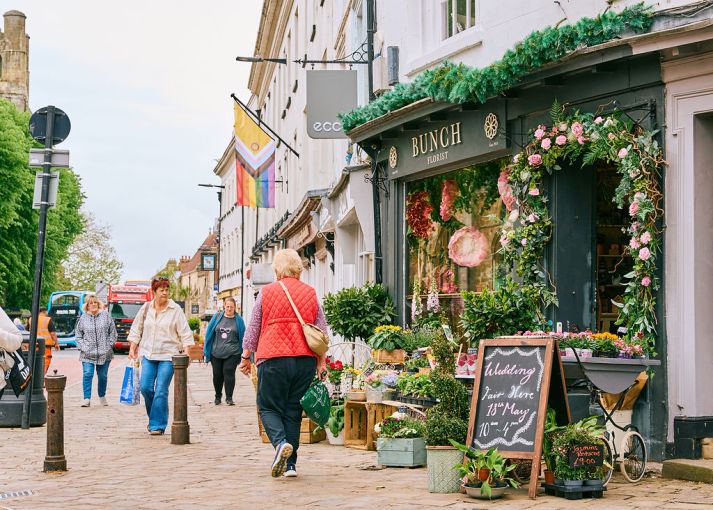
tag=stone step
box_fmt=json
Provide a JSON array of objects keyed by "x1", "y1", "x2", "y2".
[{"x1": 662, "y1": 458, "x2": 713, "y2": 483}]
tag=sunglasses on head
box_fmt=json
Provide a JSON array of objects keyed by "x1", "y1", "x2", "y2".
[{"x1": 152, "y1": 276, "x2": 169, "y2": 282}]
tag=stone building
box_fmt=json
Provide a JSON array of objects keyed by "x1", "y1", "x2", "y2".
[
  {"x1": 0, "y1": 10, "x2": 29, "y2": 111},
  {"x1": 179, "y1": 231, "x2": 219, "y2": 324}
]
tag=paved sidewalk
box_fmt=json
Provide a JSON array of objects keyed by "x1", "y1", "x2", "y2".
[{"x1": 2, "y1": 358, "x2": 713, "y2": 510}]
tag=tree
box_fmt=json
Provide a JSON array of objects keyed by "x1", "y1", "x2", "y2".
[
  {"x1": 58, "y1": 213, "x2": 123, "y2": 290},
  {"x1": 0, "y1": 98, "x2": 85, "y2": 307}
]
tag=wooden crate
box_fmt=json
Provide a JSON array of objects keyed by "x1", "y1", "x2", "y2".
[
  {"x1": 372, "y1": 349, "x2": 405, "y2": 364},
  {"x1": 376, "y1": 437, "x2": 426, "y2": 467},
  {"x1": 344, "y1": 401, "x2": 396, "y2": 451}
]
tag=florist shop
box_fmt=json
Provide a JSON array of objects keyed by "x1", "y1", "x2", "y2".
[{"x1": 349, "y1": 52, "x2": 667, "y2": 460}]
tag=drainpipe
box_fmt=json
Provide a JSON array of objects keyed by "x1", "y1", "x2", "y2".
[{"x1": 367, "y1": 0, "x2": 383, "y2": 284}]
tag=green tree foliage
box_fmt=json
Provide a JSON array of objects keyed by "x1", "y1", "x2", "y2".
[
  {"x1": 322, "y1": 283, "x2": 395, "y2": 342},
  {"x1": 0, "y1": 99, "x2": 84, "y2": 307}
]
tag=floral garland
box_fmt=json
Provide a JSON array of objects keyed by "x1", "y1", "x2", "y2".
[{"x1": 499, "y1": 106, "x2": 664, "y2": 356}]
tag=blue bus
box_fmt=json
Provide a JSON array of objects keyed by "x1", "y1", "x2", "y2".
[{"x1": 47, "y1": 290, "x2": 95, "y2": 348}]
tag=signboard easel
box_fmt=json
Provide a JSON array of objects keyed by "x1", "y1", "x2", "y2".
[{"x1": 465, "y1": 336, "x2": 570, "y2": 499}]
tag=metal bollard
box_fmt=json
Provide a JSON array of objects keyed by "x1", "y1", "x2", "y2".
[
  {"x1": 43, "y1": 370, "x2": 67, "y2": 471},
  {"x1": 171, "y1": 354, "x2": 190, "y2": 445}
]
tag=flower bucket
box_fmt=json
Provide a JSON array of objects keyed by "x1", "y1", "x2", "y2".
[
  {"x1": 427, "y1": 446, "x2": 463, "y2": 493},
  {"x1": 327, "y1": 428, "x2": 344, "y2": 446},
  {"x1": 366, "y1": 389, "x2": 383, "y2": 403}
]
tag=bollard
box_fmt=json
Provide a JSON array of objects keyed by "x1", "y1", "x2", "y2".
[
  {"x1": 43, "y1": 369, "x2": 67, "y2": 471},
  {"x1": 171, "y1": 354, "x2": 190, "y2": 445}
]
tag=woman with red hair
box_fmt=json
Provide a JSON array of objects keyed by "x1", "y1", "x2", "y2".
[{"x1": 127, "y1": 277, "x2": 194, "y2": 435}]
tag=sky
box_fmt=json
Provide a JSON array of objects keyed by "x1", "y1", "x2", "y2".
[{"x1": 5, "y1": 0, "x2": 262, "y2": 280}]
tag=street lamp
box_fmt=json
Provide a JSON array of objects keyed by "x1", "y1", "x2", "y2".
[
  {"x1": 198, "y1": 183, "x2": 225, "y2": 305},
  {"x1": 236, "y1": 56, "x2": 287, "y2": 64}
]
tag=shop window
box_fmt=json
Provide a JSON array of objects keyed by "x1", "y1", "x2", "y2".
[
  {"x1": 405, "y1": 162, "x2": 502, "y2": 326},
  {"x1": 443, "y1": 0, "x2": 476, "y2": 40}
]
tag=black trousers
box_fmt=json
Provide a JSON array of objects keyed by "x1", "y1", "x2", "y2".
[
  {"x1": 210, "y1": 354, "x2": 241, "y2": 400},
  {"x1": 257, "y1": 356, "x2": 316, "y2": 466}
]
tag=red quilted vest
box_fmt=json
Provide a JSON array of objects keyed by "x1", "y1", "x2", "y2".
[{"x1": 256, "y1": 277, "x2": 319, "y2": 362}]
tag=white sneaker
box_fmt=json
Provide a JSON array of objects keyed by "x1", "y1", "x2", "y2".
[
  {"x1": 81, "y1": 399, "x2": 91, "y2": 407},
  {"x1": 99, "y1": 397, "x2": 108, "y2": 406},
  {"x1": 284, "y1": 464, "x2": 297, "y2": 478}
]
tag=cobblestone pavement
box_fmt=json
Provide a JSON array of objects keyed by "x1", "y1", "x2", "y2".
[{"x1": 2, "y1": 356, "x2": 713, "y2": 510}]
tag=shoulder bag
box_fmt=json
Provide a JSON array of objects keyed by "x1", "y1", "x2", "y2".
[{"x1": 278, "y1": 281, "x2": 329, "y2": 356}]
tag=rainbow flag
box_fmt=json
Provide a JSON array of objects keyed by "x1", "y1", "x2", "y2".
[{"x1": 233, "y1": 102, "x2": 276, "y2": 208}]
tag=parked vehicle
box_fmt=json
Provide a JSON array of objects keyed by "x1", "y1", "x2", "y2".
[
  {"x1": 107, "y1": 284, "x2": 153, "y2": 352},
  {"x1": 47, "y1": 290, "x2": 95, "y2": 348}
]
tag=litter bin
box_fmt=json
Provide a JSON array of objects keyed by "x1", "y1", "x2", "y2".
[{"x1": 0, "y1": 332, "x2": 47, "y2": 427}]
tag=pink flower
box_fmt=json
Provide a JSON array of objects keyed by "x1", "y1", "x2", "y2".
[
  {"x1": 559, "y1": 123, "x2": 568, "y2": 132},
  {"x1": 641, "y1": 276, "x2": 651, "y2": 287},
  {"x1": 630, "y1": 237, "x2": 641, "y2": 250},
  {"x1": 541, "y1": 138, "x2": 552, "y2": 150},
  {"x1": 639, "y1": 247, "x2": 651, "y2": 261},
  {"x1": 594, "y1": 116, "x2": 604, "y2": 124},
  {"x1": 527, "y1": 213, "x2": 538, "y2": 223},
  {"x1": 571, "y1": 122, "x2": 584, "y2": 137},
  {"x1": 448, "y1": 227, "x2": 490, "y2": 267},
  {"x1": 513, "y1": 154, "x2": 520, "y2": 163},
  {"x1": 528, "y1": 188, "x2": 540, "y2": 196},
  {"x1": 500, "y1": 234, "x2": 510, "y2": 247},
  {"x1": 631, "y1": 222, "x2": 641, "y2": 232},
  {"x1": 439, "y1": 179, "x2": 458, "y2": 221},
  {"x1": 577, "y1": 136, "x2": 586, "y2": 145},
  {"x1": 629, "y1": 201, "x2": 639, "y2": 216},
  {"x1": 521, "y1": 238, "x2": 528, "y2": 246},
  {"x1": 618, "y1": 148, "x2": 628, "y2": 158},
  {"x1": 498, "y1": 170, "x2": 516, "y2": 212},
  {"x1": 608, "y1": 133, "x2": 616, "y2": 141},
  {"x1": 528, "y1": 154, "x2": 542, "y2": 167},
  {"x1": 640, "y1": 231, "x2": 651, "y2": 244},
  {"x1": 629, "y1": 170, "x2": 638, "y2": 178},
  {"x1": 555, "y1": 135, "x2": 567, "y2": 146},
  {"x1": 534, "y1": 127, "x2": 546, "y2": 140}
]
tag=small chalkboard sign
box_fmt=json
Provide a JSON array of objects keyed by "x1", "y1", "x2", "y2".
[
  {"x1": 466, "y1": 336, "x2": 570, "y2": 499},
  {"x1": 568, "y1": 443, "x2": 604, "y2": 468}
]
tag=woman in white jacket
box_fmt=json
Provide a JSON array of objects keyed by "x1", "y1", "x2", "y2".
[{"x1": 0, "y1": 304, "x2": 24, "y2": 397}]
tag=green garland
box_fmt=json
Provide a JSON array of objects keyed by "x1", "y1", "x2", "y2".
[
  {"x1": 341, "y1": 4, "x2": 654, "y2": 133},
  {"x1": 499, "y1": 105, "x2": 664, "y2": 356}
]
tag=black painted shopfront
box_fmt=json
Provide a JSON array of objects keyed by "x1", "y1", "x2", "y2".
[{"x1": 350, "y1": 51, "x2": 667, "y2": 460}]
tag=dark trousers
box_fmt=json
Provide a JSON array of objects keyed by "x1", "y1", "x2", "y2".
[
  {"x1": 257, "y1": 356, "x2": 316, "y2": 466},
  {"x1": 210, "y1": 354, "x2": 241, "y2": 400}
]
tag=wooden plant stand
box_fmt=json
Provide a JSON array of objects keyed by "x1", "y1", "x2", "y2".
[{"x1": 344, "y1": 401, "x2": 396, "y2": 451}]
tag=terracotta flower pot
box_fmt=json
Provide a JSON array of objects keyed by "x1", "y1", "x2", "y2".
[
  {"x1": 478, "y1": 468, "x2": 490, "y2": 482},
  {"x1": 544, "y1": 469, "x2": 555, "y2": 485}
]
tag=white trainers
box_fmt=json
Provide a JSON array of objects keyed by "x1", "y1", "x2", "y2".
[
  {"x1": 99, "y1": 397, "x2": 108, "y2": 406},
  {"x1": 81, "y1": 399, "x2": 91, "y2": 407}
]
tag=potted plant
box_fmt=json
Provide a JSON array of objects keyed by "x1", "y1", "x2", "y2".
[
  {"x1": 323, "y1": 283, "x2": 395, "y2": 344},
  {"x1": 325, "y1": 399, "x2": 345, "y2": 445},
  {"x1": 324, "y1": 357, "x2": 349, "y2": 395},
  {"x1": 451, "y1": 442, "x2": 520, "y2": 499},
  {"x1": 375, "y1": 413, "x2": 426, "y2": 467},
  {"x1": 425, "y1": 332, "x2": 470, "y2": 493},
  {"x1": 552, "y1": 417, "x2": 607, "y2": 488},
  {"x1": 368, "y1": 325, "x2": 408, "y2": 363},
  {"x1": 397, "y1": 372, "x2": 436, "y2": 407},
  {"x1": 542, "y1": 407, "x2": 564, "y2": 485},
  {"x1": 592, "y1": 333, "x2": 618, "y2": 357}
]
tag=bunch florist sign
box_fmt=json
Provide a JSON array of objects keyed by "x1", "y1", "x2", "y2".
[{"x1": 411, "y1": 121, "x2": 463, "y2": 164}]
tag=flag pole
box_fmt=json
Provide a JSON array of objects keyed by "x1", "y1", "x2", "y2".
[{"x1": 230, "y1": 94, "x2": 299, "y2": 158}]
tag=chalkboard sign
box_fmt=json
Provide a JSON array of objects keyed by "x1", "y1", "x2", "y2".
[
  {"x1": 466, "y1": 337, "x2": 570, "y2": 499},
  {"x1": 568, "y1": 443, "x2": 604, "y2": 468}
]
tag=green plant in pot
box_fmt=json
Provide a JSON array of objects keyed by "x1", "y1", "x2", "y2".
[
  {"x1": 552, "y1": 418, "x2": 607, "y2": 487},
  {"x1": 451, "y1": 441, "x2": 520, "y2": 499},
  {"x1": 323, "y1": 283, "x2": 395, "y2": 342},
  {"x1": 325, "y1": 400, "x2": 345, "y2": 445},
  {"x1": 542, "y1": 407, "x2": 565, "y2": 484}
]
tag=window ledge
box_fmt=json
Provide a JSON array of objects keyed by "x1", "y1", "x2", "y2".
[{"x1": 406, "y1": 29, "x2": 483, "y2": 78}]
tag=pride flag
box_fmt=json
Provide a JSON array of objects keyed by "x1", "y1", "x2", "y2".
[{"x1": 233, "y1": 102, "x2": 276, "y2": 208}]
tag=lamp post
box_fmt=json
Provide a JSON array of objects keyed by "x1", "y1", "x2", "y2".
[{"x1": 198, "y1": 184, "x2": 225, "y2": 306}]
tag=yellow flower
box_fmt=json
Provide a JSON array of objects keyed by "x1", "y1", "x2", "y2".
[{"x1": 374, "y1": 325, "x2": 402, "y2": 333}]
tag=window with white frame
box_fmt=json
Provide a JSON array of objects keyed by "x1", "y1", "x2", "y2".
[{"x1": 442, "y1": 0, "x2": 476, "y2": 40}]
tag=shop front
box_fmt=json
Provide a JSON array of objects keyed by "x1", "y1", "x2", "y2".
[{"x1": 350, "y1": 51, "x2": 667, "y2": 459}]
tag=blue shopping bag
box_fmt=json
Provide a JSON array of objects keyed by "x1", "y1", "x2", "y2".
[{"x1": 119, "y1": 361, "x2": 141, "y2": 405}]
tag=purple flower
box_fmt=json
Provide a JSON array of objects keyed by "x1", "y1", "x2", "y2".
[
  {"x1": 521, "y1": 238, "x2": 528, "y2": 246},
  {"x1": 594, "y1": 116, "x2": 604, "y2": 124}
]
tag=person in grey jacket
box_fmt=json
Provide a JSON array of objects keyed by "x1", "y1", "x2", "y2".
[
  {"x1": 0, "y1": 304, "x2": 23, "y2": 398},
  {"x1": 75, "y1": 296, "x2": 117, "y2": 407}
]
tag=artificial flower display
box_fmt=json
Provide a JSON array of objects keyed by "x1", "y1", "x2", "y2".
[{"x1": 448, "y1": 226, "x2": 489, "y2": 267}]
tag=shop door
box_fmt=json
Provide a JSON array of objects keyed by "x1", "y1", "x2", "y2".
[{"x1": 548, "y1": 164, "x2": 595, "y2": 331}]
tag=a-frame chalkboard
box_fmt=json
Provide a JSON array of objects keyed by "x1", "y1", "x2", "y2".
[{"x1": 465, "y1": 336, "x2": 570, "y2": 499}]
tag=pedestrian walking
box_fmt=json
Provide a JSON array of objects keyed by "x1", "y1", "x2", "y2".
[
  {"x1": 28, "y1": 307, "x2": 59, "y2": 374},
  {"x1": 204, "y1": 297, "x2": 245, "y2": 406},
  {"x1": 75, "y1": 296, "x2": 117, "y2": 407},
  {"x1": 127, "y1": 276, "x2": 194, "y2": 435},
  {"x1": 0, "y1": 305, "x2": 23, "y2": 399},
  {"x1": 239, "y1": 249, "x2": 327, "y2": 478}
]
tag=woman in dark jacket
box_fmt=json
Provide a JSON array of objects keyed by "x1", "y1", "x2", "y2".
[{"x1": 204, "y1": 297, "x2": 245, "y2": 406}]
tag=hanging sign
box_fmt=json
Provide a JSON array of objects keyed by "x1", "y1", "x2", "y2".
[{"x1": 306, "y1": 70, "x2": 358, "y2": 139}]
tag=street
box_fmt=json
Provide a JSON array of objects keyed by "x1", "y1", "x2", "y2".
[{"x1": 2, "y1": 351, "x2": 713, "y2": 510}]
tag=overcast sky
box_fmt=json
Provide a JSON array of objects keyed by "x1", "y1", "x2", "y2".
[{"x1": 6, "y1": 1, "x2": 262, "y2": 280}]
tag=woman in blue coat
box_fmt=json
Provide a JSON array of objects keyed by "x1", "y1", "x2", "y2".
[{"x1": 204, "y1": 297, "x2": 245, "y2": 405}]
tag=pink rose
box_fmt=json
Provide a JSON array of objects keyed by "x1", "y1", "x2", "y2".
[
  {"x1": 559, "y1": 123, "x2": 568, "y2": 132},
  {"x1": 513, "y1": 154, "x2": 520, "y2": 163},
  {"x1": 555, "y1": 135, "x2": 567, "y2": 146},
  {"x1": 629, "y1": 201, "x2": 639, "y2": 216},
  {"x1": 594, "y1": 116, "x2": 603, "y2": 124},
  {"x1": 528, "y1": 188, "x2": 540, "y2": 196},
  {"x1": 528, "y1": 154, "x2": 542, "y2": 167},
  {"x1": 630, "y1": 237, "x2": 641, "y2": 250},
  {"x1": 631, "y1": 222, "x2": 641, "y2": 232},
  {"x1": 618, "y1": 148, "x2": 628, "y2": 158},
  {"x1": 571, "y1": 122, "x2": 584, "y2": 137},
  {"x1": 608, "y1": 133, "x2": 616, "y2": 141},
  {"x1": 534, "y1": 127, "x2": 545, "y2": 140},
  {"x1": 639, "y1": 247, "x2": 651, "y2": 261},
  {"x1": 641, "y1": 276, "x2": 651, "y2": 287},
  {"x1": 500, "y1": 234, "x2": 510, "y2": 247},
  {"x1": 577, "y1": 136, "x2": 586, "y2": 145},
  {"x1": 521, "y1": 238, "x2": 528, "y2": 246},
  {"x1": 640, "y1": 231, "x2": 651, "y2": 244},
  {"x1": 541, "y1": 138, "x2": 552, "y2": 150},
  {"x1": 527, "y1": 213, "x2": 538, "y2": 223}
]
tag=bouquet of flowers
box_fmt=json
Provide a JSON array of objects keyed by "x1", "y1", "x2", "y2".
[{"x1": 324, "y1": 357, "x2": 349, "y2": 385}]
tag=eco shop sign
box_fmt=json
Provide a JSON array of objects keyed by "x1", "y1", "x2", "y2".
[{"x1": 384, "y1": 103, "x2": 508, "y2": 179}]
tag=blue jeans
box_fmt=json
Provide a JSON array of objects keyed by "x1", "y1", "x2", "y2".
[
  {"x1": 140, "y1": 357, "x2": 174, "y2": 432},
  {"x1": 82, "y1": 361, "x2": 111, "y2": 399}
]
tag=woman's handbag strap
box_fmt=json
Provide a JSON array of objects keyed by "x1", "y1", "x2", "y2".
[{"x1": 278, "y1": 281, "x2": 306, "y2": 326}]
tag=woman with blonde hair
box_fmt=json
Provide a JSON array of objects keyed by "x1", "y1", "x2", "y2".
[
  {"x1": 239, "y1": 249, "x2": 327, "y2": 479},
  {"x1": 75, "y1": 295, "x2": 117, "y2": 407}
]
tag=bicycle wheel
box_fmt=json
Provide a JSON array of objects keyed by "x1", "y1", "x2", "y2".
[
  {"x1": 601, "y1": 438, "x2": 615, "y2": 487},
  {"x1": 620, "y1": 431, "x2": 647, "y2": 482},
  {"x1": 509, "y1": 459, "x2": 533, "y2": 484}
]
